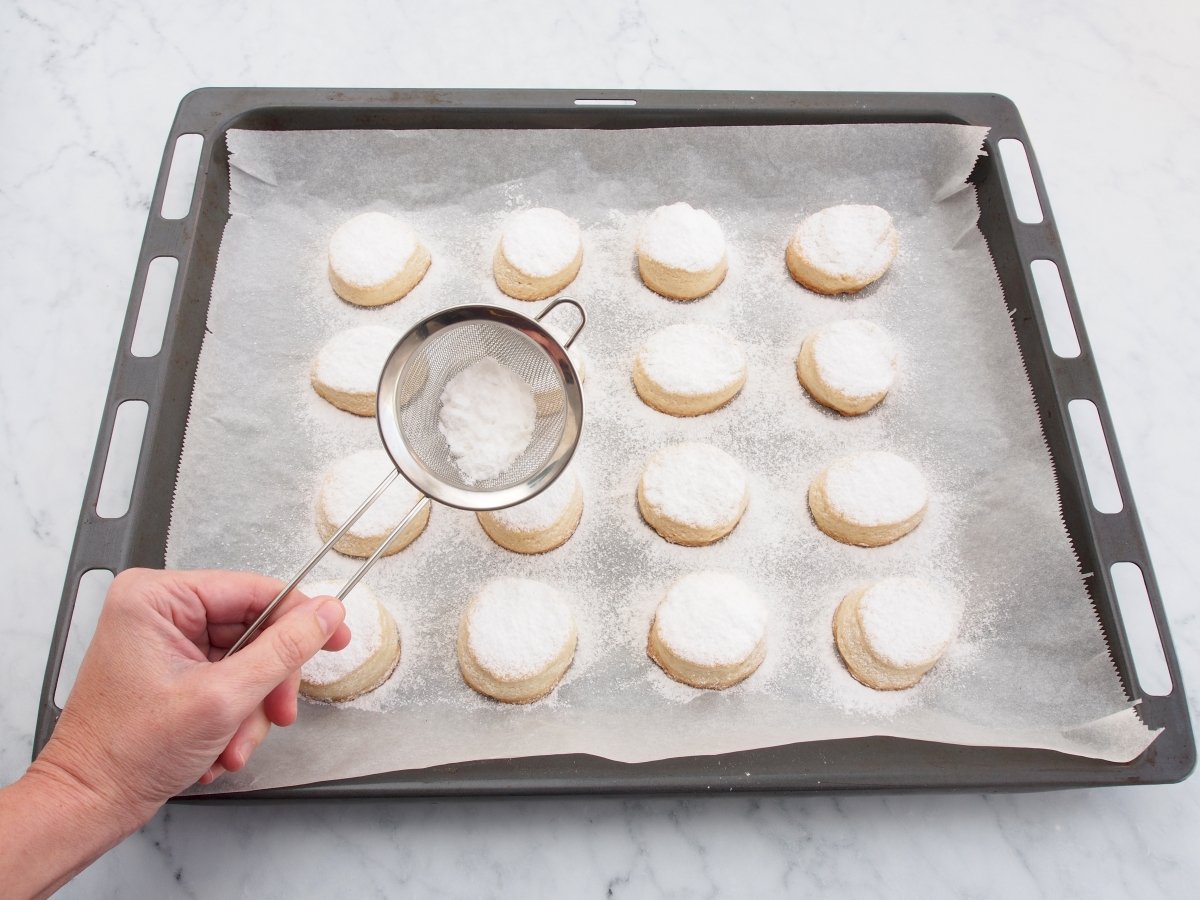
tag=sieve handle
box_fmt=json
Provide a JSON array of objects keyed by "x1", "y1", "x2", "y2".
[
  {"x1": 335, "y1": 495, "x2": 431, "y2": 601},
  {"x1": 535, "y1": 296, "x2": 587, "y2": 348},
  {"x1": 223, "y1": 468, "x2": 401, "y2": 658}
]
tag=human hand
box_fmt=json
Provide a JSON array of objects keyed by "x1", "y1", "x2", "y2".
[{"x1": 33, "y1": 568, "x2": 348, "y2": 822}]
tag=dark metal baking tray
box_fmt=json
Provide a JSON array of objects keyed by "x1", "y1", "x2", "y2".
[{"x1": 35, "y1": 89, "x2": 1194, "y2": 798}]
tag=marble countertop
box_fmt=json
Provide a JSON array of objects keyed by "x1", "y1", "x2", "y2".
[{"x1": 2, "y1": 1, "x2": 1197, "y2": 896}]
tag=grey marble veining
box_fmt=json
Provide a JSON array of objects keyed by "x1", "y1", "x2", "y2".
[{"x1": 1, "y1": 1, "x2": 1197, "y2": 897}]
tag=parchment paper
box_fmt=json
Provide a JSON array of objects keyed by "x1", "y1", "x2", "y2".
[{"x1": 167, "y1": 124, "x2": 1156, "y2": 794}]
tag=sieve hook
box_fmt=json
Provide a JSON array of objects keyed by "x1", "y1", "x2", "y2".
[{"x1": 535, "y1": 296, "x2": 586, "y2": 348}]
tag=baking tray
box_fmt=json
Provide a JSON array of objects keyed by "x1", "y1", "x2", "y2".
[{"x1": 35, "y1": 89, "x2": 1194, "y2": 797}]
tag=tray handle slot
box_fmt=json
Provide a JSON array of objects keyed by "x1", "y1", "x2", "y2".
[
  {"x1": 129, "y1": 256, "x2": 179, "y2": 357},
  {"x1": 1029, "y1": 259, "x2": 1081, "y2": 358},
  {"x1": 94, "y1": 400, "x2": 150, "y2": 519},
  {"x1": 997, "y1": 137, "x2": 1045, "y2": 224},
  {"x1": 50, "y1": 569, "x2": 114, "y2": 710},
  {"x1": 159, "y1": 133, "x2": 204, "y2": 220},
  {"x1": 574, "y1": 98, "x2": 637, "y2": 106},
  {"x1": 1109, "y1": 562, "x2": 1174, "y2": 697},
  {"x1": 1067, "y1": 398, "x2": 1124, "y2": 514}
]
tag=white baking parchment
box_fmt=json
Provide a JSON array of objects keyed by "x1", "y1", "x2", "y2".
[{"x1": 166, "y1": 124, "x2": 1156, "y2": 794}]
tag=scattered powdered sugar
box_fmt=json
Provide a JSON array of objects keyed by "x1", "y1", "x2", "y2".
[
  {"x1": 299, "y1": 580, "x2": 386, "y2": 685},
  {"x1": 312, "y1": 324, "x2": 401, "y2": 394},
  {"x1": 500, "y1": 207, "x2": 582, "y2": 277},
  {"x1": 792, "y1": 204, "x2": 895, "y2": 279},
  {"x1": 655, "y1": 571, "x2": 767, "y2": 667},
  {"x1": 637, "y1": 202, "x2": 726, "y2": 272},
  {"x1": 320, "y1": 448, "x2": 422, "y2": 538},
  {"x1": 637, "y1": 323, "x2": 747, "y2": 396},
  {"x1": 488, "y1": 468, "x2": 580, "y2": 533},
  {"x1": 809, "y1": 320, "x2": 897, "y2": 398},
  {"x1": 858, "y1": 577, "x2": 960, "y2": 668},
  {"x1": 437, "y1": 357, "x2": 536, "y2": 484},
  {"x1": 467, "y1": 577, "x2": 575, "y2": 679},
  {"x1": 823, "y1": 451, "x2": 927, "y2": 526},
  {"x1": 640, "y1": 442, "x2": 748, "y2": 528},
  {"x1": 328, "y1": 211, "x2": 419, "y2": 287}
]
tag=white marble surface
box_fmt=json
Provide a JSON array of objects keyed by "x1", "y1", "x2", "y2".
[{"x1": 1, "y1": 0, "x2": 1197, "y2": 896}]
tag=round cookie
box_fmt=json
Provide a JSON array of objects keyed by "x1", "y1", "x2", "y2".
[
  {"x1": 648, "y1": 571, "x2": 768, "y2": 690},
  {"x1": 808, "y1": 451, "x2": 927, "y2": 547},
  {"x1": 633, "y1": 322, "x2": 747, "y2": 416},
  {"x1": 316, "y1": 448, "x2": 430, "y2": 558},
  {"x1": 833, "y1": 577, "x2": 960, "y2": 690},
  {"x1": 311, "y1": 325, "x2": 401, "y2": 416},
  {"x1": 636, "y1": 202, "x2": 728, "y2": 300},
  {"x1": 328, "y1": 211, "x2": 431, "y2": 307},
  {"x1": 786, "y1": 204, "x2": 899, "y2": 295},
  {"x1": 457, "y1": 577, "x2": 577, "y2": 703},
  {"x1": 796, "y1": 319, "x2": 897, "y2": 416},
  {"x1": 477, "y1": 468, "x2": 583, "y2": 554},
  {"x1": 299, "y1": 581, "x2": 401, "y2": 702},
  {"x1": 638, "y1": 442, "x2": 749, "y2": 546},
  {"x1": 493, "y1": 207, "x2": 583, "y2": 301}
]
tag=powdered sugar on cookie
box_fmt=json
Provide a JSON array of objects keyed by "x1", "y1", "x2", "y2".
[
  {"x1": 313, "y1": 325, "x2": 400, "y2": 394},
  {"x1": 822, "y1": 451, "x2": 927, "y2": 526},
  {"x1": 467, "y1": 577, "x2": 575, "y2": 679},
  {"x1": 637, "y1": 323, "x2": 747, "y2": 397},
  {"x1": 641, "y1": 443, "x2": 748, "y2": 528},
  {"x1": 328, "y1": 211, "x2": 419, "y2": 287},
  {"x1": 791, "y1": 205, "x2": 896, "y2": 280},
  {"x1": 858, "y1": 578, "x2": 960, "y2": 668},
  {"x1": 656, "y1": 572, "x2": 767, "y2": 667},
  {"x1": 809, "y1": 320, "x2": 897, "y2": 399},
  {"x1": 637, "y1": 202, "x2": 726, "y2": 272},
  {"x1": 500, "y1": 208, "x2": 582, "y2": 277}
]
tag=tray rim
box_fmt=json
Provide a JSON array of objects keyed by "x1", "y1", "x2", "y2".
[{"x1": 36, "y1": 88, "x2": 1195, "y2": 799}]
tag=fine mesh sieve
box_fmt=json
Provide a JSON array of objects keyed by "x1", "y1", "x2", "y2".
[
  {"x1": 225, "y1": 298, "x2": 585, "y2": 657},
  {"x1": 381, "y1": 305, "x2": 580, "y2": 504}
]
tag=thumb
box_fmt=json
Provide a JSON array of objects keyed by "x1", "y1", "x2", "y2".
[{"x1": 219, "y1": 597, "x2": 345, "y2": 701}]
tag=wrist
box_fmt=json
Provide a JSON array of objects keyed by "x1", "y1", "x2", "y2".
[
  {"x1": 0, "y1": 757, "x2": 145, "y2": 899},
  {"x1": 29, "y1": 730, "x2": 158, "y2": 840}
]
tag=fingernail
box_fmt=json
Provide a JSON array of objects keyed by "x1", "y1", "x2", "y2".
[{"x1": 316, "y1": 599, "x2": 343, "y2": 633}]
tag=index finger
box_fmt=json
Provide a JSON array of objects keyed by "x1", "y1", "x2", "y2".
[
  {"x1": 148, "y1": 569, "x2": 323, "y2": 656},
  {"x1": 123, "y1": 567, "x2": 346, "y2": 659},
  {"x1": 206, "y1": 613, "x2": 351, "y2": 659},
  {"x1": 162, "y1": 568, "x2": 312, "y2": 625}
]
